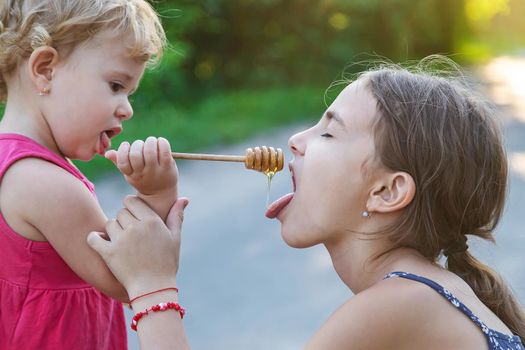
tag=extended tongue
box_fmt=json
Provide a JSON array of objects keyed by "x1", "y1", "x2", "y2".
[{"x1": 265, "y1": 193, "x2": 294, "y2": 219}]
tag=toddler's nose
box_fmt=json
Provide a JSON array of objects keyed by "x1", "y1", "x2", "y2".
[{"x1": 116, "y1": 99, "x2": 133, "y2": 121}]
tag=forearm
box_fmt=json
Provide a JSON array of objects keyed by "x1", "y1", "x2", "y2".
[
  {"x1": 87, "y1": 195, "x2": 189, "y2": 348},
  {"x1": 131, "y1": 290, "x2": 190, "y2": 350},
  {"x1": 95, "y1": 271, "x2": 130, "y2": 302},
  {"x1": 137, "y1": 188, "x2": 177, "y2": 222}
]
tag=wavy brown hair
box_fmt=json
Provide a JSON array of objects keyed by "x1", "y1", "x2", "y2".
[{"x1": 361, "y1": 56, "x2": 525, "y2": 341}]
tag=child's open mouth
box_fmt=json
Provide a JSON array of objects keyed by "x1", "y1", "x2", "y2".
[{"x1": 98, "y1": 127, "x2": 122, "y2": 155}]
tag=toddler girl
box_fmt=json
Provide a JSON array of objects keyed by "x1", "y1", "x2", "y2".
[{"x1": 0, "y1": 0, "x2": 176, "y2": 348}]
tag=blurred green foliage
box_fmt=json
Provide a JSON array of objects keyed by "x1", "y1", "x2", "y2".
[
  {"x1": 150, "y1": 0, "x2": 524, "y2": 102},
  {"x1": 1, "y1": 0, "x2": 524, "y2": 178}
]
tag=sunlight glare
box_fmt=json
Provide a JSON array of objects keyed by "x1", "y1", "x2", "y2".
[
  {"x1": 510, "y1": 152, "x2": 525, "y2": 180},
  {"x1": 482, "y1": 57, "x2": 525, "y2": 122}
]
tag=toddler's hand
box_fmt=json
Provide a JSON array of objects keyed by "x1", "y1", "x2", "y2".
[{"x1": 105, "y1": 137, "x2": 178, "y2": 198}]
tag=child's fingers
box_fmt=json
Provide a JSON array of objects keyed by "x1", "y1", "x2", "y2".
[
  {"x1": 116, "y1": 142, "x2": 133, "y2": 175},
  {"x1": 105, "y1": 218, "x2": 124, "y2": 237},
  {"x1": 158, "y1": 137, "x2": 174, "y2": 168},
  {"x1": 143, "y1": 136, "x2": 158, "y2": 168},
  {"x1": 116, "y1": 207, "x2": 137, "y2": 230},
  {"x1": 166, "y1": 197, "x2": 190, "y2": 235},
  {"x1": 123, "y1": 195, "x2": 158, "y2": 221},
  {"x1": 105, "y1": 150, "x2": 118, "y2": 166},
  {"x1": 87, "y1": 231, "x2": 111, "y2": 257},
  {"x1": 129, "y1": 140, "x2": 145, "y2": 173}
]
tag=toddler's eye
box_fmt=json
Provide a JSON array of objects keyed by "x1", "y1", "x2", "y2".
[
  {"x1": 110, "y1": 82, "x2": 125, "y2": 92},
  {"x1": 321, "y1": 133, "x2": 333, "y2": 138}
]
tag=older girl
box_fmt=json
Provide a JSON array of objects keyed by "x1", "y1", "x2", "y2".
[{"x1": 90, "y1": 58, "x2": 525, "y2": 349}]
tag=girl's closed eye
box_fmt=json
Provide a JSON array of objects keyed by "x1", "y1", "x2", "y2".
[{"x1": 321, "y1": 132, "x2": 333, "y2": 138}]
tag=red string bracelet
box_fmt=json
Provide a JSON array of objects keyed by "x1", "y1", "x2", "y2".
[
  {"x1": 131, "y1": 302, "x2": 185, "y2": 331},
  {"x1": 129, "y1": 287, "x2": 179, "y2": 305}
]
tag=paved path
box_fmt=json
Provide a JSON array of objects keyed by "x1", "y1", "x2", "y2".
[{"x1": 94, "y1": 58, "x2": 525, "y2": 349}]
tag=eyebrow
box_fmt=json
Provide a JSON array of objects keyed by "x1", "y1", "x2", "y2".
[
  {"x1": 110, "y1": 70, "x2": 132, "y2": 80},
  {"x1": 325, "y1": 111, "x2": 346, "y2": 127}
]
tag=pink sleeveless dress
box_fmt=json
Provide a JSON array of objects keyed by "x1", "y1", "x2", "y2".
[{"x1": 0, "y1": 134, "x2": 127, "y2": 349}]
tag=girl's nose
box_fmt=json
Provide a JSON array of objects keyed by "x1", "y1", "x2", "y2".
[
  {"x1": 288, "y1": 129, "x2": 307, "y2": 156},
  {"x1": 116, "y1": 98, "x2": 133, "y2": 121}
]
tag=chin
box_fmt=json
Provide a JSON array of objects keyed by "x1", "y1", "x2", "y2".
[
  {"x1": 76, "y1": 154, "x2": 95, "y2": 162},
  {"x1": 71, "y1": 151, "x2": 97, "y2": 162},
  {"x1": 280, "y1": 225, "x2": 315, "y2": 249}
]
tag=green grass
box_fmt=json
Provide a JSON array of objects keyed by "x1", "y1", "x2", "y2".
[{"x1": 72, "y1": 86, "x2": 325, "y2": 179}]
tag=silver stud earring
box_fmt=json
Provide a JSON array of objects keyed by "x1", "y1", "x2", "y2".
[{"x1": 361, "y1": 211, "x2": 371, "y2": 218}]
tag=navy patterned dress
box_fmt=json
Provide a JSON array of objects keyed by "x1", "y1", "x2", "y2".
[{"x1": 384, "y1": 272, "x2": 525, "y2": 350}]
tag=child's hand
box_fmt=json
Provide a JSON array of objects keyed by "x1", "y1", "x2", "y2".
[
  {"x1": 88, "y1": 196, "x2": 189, "y2": 298},
  {"x1": 105, "y1": 137, "x2": 178, "y2": 198}
]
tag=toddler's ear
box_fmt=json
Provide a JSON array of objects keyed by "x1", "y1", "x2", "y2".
[{"x1": 28, "y1": 46, "x2": 59, "y2": 90}]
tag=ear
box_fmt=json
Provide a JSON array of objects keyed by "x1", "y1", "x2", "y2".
[
  {"x1": 366, "y1": 171, "x2": 415, "y2": 214},
  {"x1": 27, "y1": 46, "x2": 59, "y2": 93}
]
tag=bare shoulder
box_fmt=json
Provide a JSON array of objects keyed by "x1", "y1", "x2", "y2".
[
  {"x1": 1, "y1": 157, "x2": 104, "y2": 230},
  {"x1": 304, "y1": 277, "x2": 442, "y2": 350},
  {"x1": 1, "y1": 157, "x2": 127, "y2": 300}
]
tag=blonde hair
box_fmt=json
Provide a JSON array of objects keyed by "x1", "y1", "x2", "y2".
[{"x1": 0, "y1": 0, "x2": 166, "y2": 101}]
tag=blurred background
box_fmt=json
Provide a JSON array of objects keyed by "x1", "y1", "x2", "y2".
[
  {"x1": 2, "y1": 1, "x2": 525, "y2": 349},
  {"x1": 70, "y1": 0, "x2": 525, "y2": 178},
  {"x1": 2, "y1": 0, "x2": 522, "y2": 178}
]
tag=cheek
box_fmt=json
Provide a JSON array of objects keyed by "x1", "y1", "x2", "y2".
[
  {"x1": 280, "y1": 143, "x2": 373, "y2": 246},
  {"x1": 302, "y1": 161, "x2": 367, "y2": 223},
  {"x1": 53, "y1": 69, "x2": 103, "y2": 106},
  {"x1": 279, "y1": 175, "x2": 356, "y2": 247},
  {"x1": 304, "y1": 156, "x2": 363, "y2": 203}
]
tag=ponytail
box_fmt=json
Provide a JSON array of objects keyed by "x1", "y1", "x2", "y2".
[
  {"x1": 447, "y1": 250, "x2": 525, "y2": 343},
  {"x1": 362, "y1": 59, "x2": 525, "y2": 341}
]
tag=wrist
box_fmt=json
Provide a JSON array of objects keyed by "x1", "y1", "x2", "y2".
[
  {"x1": 127, "y1": 278, "x2": 178, "y2": 302},
  {"x1": 137, "y1": 187, "x2": 177, "y2": 199},
  {"x1": 130, "y1": 289, "x2": 180, "y2": 312},
  {"x1": 136, "y1": 190, "x2": 178, "y2": 221}
]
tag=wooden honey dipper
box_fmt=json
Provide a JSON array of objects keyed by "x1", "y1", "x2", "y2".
[{"x1": 171, "y1": 146, "x2": 285, "y2": 173}]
